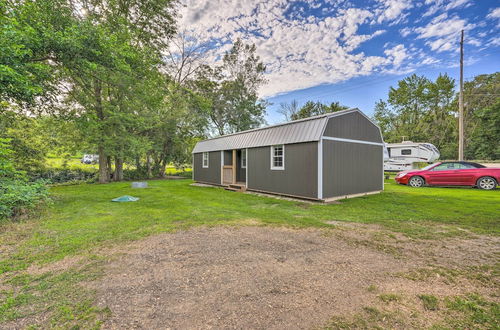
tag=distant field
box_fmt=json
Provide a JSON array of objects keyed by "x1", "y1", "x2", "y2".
[{"x1": 44, "y1": 157, "x2": 191, "y2": 176}]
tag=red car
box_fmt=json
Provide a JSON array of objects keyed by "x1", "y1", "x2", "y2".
[{"x1": 395, "y1": 161, "x2": 500, "y2": 190}]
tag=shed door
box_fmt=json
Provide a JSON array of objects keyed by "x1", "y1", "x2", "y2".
[{"x1": 222, "y1": 166, "x2": 233, "y2": 185}]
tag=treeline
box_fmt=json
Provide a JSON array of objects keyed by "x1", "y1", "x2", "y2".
[
  {"x1": 278, "y1": 100, "x2": 349, "y2": 121},
  {"x1": 280, "y1": 72, "x2": 499, "y2": 161},
  {"x1": 374, "y1": 73, "x2": 499, "y2": 160},
  {"x1": 0, "y1": 0, "x2": 267, "y2": 184}
]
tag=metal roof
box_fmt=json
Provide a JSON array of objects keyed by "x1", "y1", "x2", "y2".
[{"x1": 192, "y1": 108, "x2": 360, "y2": 153}]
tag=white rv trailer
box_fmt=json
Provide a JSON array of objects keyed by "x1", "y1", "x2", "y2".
[{"x1": 384, "y1": 141, "x2": 440, "y2": 172}]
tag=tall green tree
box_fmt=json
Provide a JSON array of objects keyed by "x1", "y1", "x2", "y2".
[
  {"x1": 194, "y1": 39, "x2": 267, "y2": 135},
  {"x1": 459, "y1": 73, "x2": 500, "y2": 159},
  {"x1": 374, "y1": 73, "x2": 458, "y2": 159},
  {"x1": 0, "y1": 111, "x2": 49, "y2": 171},
  {"x1": 373, "y1": 100, "x2": 394, "y2": 139},
  {"x1": 1, "y1": 0, "x2": 180, "y2": 183},
  {"x1": 466, "y1": 101, "x2": 500, "y2": 160},
  {"x1": 0, "y1": 0, "x2": 73, "y2": 106}
]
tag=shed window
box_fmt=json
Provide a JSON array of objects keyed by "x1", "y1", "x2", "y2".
[
  {"x1": 241, "y1": 149, "x2": 247, "y2": 168},
  {"x1": 271, "y1": 145, "x2": 284, "y2": 170},
  {"x1": 202, "y1": 152, "x2": 209, "y2": 168},
  {"x1": 401, "y1": 149, "x2": 412, "y2": 155}
]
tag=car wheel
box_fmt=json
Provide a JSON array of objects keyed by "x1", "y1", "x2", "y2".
[
  {"x1": 408, "y1": 176, "x2": 424, "y2": 188},
  {"x1": 477, "y1": 176, "x2": 497, "y2": 190}
]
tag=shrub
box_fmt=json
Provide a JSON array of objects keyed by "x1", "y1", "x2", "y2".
[
  {"x1": 0, "y1": 179, "x2": 49, "y2": 220},
  {"x1": 0, "y1": 139, "x2": 49, "y2": 221},
  {"x1": 27, "y1": 168, "x2": 98, "y2": 184}
]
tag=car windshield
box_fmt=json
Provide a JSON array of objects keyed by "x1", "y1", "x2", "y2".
[{"x1": 421, "y1": 163, "x2": 438, "y2": 170}]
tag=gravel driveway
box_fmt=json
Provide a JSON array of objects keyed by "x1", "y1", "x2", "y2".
[{"x1": 93, "y1": 226, "x2": 407, "y2": 329}]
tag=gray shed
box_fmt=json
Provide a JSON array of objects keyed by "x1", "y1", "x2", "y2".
[{"x1": 192, "y1": 108, "x2": 384, "y2": 201}]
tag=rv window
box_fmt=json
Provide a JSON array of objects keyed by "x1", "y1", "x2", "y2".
[
  {"x1": 241, "y1": 149, "x2": 247, "y2": 168},
  {"x1": 202, "y1": 152, "x2": 209, "y2": 168},
  {"x1": 271, "y1": 145, "x2": 284, "y2": 170},
  {"x1": 401, "y1": 149, "x2": 412, "y2": 155}
]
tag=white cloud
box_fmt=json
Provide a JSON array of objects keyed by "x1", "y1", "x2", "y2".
[
  {"x1": 399, "y1": 27, "x2": 412, "y2": 37},
  {"x1": 373, "y1": 0, "x2": 413, "y2": 24},
  {"x1": 175, "y1": 0, "x2": 492, "y2": 98},
  {"x1": 423, "y1": 0, "x2": 472, "y2": 17},
  {"x1": 414, "y1": 14, "x2": 475, "y2": 52},
  {"x1": 177, "y1": 0, "x2": 411, "y2": 97},
  {"x1": 486, "y1": 7, "x2": 500, "y2": 19},
  {"x1": 384, "y1": 44, "x2": 408, "y2": 67},
  {"x1": 420, "y1": 57, "x2": 440, "y2": 65},
  {"x1": 488, "y1": 36, "x2": 500, "y2": 46}
]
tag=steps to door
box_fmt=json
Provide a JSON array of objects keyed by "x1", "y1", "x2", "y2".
[{"x1": 225, "y1": 183, "x2": 247, "y2": 192}]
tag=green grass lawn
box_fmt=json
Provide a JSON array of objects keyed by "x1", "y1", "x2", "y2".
[
  {"x1": 1, "y1": 178, "x2": 499, "y2": 273},
  {"x1": 1, "y1": 178, "x2": 499, "y2": 328}
]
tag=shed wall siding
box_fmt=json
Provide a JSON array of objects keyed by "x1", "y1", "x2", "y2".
[
  {"x1": 236, "y1": 151, "x2": 246, "y2": 182},
  {"x1": 247, "y1": 142, "x2": 318, "y2": 199},
  {"x1": 322, "y1": 140, "x2": 383, "y2": 198},
  {"x1": 193, "y1": 152, "x2": 221, "y2": 185},
  {"x1": 323, "y1": 112, "x2": 382, "y2": 143}
]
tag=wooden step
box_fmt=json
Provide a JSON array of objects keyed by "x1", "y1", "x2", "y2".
[{"x1": 225, "y1": 184, "x2": 247, "y2": 192}]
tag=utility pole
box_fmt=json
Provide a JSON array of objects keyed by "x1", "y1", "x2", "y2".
[{"x1": 458, "y1": 30, "x2": 464, "y2": 161}]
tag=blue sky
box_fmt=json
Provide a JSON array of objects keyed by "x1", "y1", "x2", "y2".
[{"x1": 179, "y1": 0, "x2": 500, "y2": 124}]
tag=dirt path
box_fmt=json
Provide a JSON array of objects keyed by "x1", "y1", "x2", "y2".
[
  {"x1": 93, "y1": 227, "x2": 401, "y2": 329},
  {"x1": 89, "y1": 226, "x2": 499, "y2": 329}
]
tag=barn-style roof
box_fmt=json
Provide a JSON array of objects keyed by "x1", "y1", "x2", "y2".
[{"x1": 192, "y1": 108, "x2": 366, "y2": 153}]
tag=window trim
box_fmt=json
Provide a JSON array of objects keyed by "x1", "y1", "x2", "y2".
[
  {"x1": 202, "y1": 152, "x2": 209, "y2": 168},
  {"x1": 241, "y1": 149, "x2": 247, "y2": 169},
  {"x1": 270, "y1": 145, "x2": 285, "y2": 170}
]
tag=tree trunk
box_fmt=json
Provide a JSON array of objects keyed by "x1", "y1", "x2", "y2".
[
  {"x1": 107, "y1": 156, "x2": 113, "y2": 181},
  {"x1": 135, "y1": 156, "x2": 141, "y2": 170},
  {"x1": 146, "y1": 153, "x2": 152, "y2": 178},
  {"x1": 98, "y1": 145, "x2": 108, "y2": 184},
  {"x1": 114, "y1": 157, "x2": 124, "y2": 181},
  {"x1": 95, "y1": 80, "x2": 109, "y2": 184},
  {"x1": 159, "y1": 161, "x2": 167, "y2": 178}
]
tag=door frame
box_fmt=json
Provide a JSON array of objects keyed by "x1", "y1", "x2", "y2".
[{"x1": 220, "y1": 149, "x2": 248, "y2": 187}]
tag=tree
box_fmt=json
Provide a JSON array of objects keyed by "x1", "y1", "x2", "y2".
[
  {"x1": 386, "y1": 74, "x2": 431, "y2": 142},
  {"x1": 466, "y1": 101, "x2": 500, "y2": 160},
  {"x1": 0, "y1": 0, "x2": 72, "y2": 107},
  {"x1": 139, "y1": 78, "x2": 208, "y2": 178},
  {"x1": 1, "y1": 0, "x2": 219, "y2": 183},
  {"x1": 373, "y1": 73, "x2": 458, "y2": 159},
  {"x1": 373, "y1": 100, "x2": 395, "y2": 139},
  {"x1": 164, "y1": 31, "x2": 210, "y2": 85},
  {"x1": 0, "y1": 111, "x2": 49, "y2": 171},
  {"x1": 423, "y1": 74, "x2": 457, "y2": 159},
  {"x1": 290, "y1": 101, "x2": 349, "y2": 120},
  {"x1": 461, "y1": 72, "x2": 500, "y2": 159},
  {"x1": 277, "y1": 100, "x2": 300, "y2": 121},
  {"x1": 194, "y1": 39, "x2": 267, "y2": 135},
  {"x1": 56, "y1": 0, "x2": 178, "y2": 182}
]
